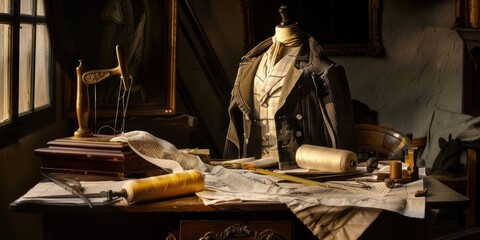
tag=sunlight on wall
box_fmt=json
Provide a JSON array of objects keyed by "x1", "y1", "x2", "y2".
[{"x1": 337, "y1": 0, "x2": 461, "y2": 137}]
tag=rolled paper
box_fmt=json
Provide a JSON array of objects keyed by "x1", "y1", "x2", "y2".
[
  {"x1": 295, "y1": 145, "x2": 358, "y2": 172},
  {"x1": 122, "y1": 170, "x2": 205, "y2": 204},
  {"x1": 390, "y1": 161, "x2": 402, "y2": 179}
]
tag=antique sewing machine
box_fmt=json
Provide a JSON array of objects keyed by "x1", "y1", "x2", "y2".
[
  {"x1": 74, "y1": 45, "x2": 130, "y2": 138},
  {"x1": 34, "y1": 46, "x2": 158, "y2": 177}
]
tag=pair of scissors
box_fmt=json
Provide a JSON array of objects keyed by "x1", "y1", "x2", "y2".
[
  {"x1": 40, "y1": 172, "x2": 93, "y2": 208},
  {"x1": 40, "y1": 172, "x2": 128, "y2": 207}
]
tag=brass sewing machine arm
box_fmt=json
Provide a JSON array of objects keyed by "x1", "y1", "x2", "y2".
[{"x1": 74, "y1": 45, "x2": 129, "y2": 138}]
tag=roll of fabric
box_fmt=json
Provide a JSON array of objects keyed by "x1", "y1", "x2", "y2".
[
  {"x1": 122, "y1": 170, "x2": 204, "y2": 204},
  {"x1": 295, "y1": 144, "x2": 358, "y2": 172}
]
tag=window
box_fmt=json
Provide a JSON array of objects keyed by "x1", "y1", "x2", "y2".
[{"x1": 0, "y1": 0, "x2": 53, "y2": 148}]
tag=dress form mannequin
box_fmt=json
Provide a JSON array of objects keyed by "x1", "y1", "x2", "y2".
[
  {"x1": 225, "y1": 5, "x2": 358, "y2": 168},
  {"x1": 271, "y1": 5, "x2": 303, "y2": 63},
  {"x1": 252, "y1": 5, "x2": 305, "y2": 159},
  {"x1": 274, "y1": 5, "x2": 303, "y2": 44},
  {"x1": 275, "y1": 24, "x2": 302, "y2": 43}
]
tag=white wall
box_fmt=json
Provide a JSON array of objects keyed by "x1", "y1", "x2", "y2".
[{"x1": 337, "y1": 0, "x2": 463, "y2": 137}]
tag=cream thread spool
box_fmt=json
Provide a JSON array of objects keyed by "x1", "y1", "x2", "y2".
[
  {"x1": 390, "y1": 161, "x2": 402, "y2": 180},
  {"x1": 295, "y1": 145, "x2": 358, "y2": 172}
]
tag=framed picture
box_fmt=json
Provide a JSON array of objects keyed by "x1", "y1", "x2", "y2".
[
  {"x1": 53, "y1": 0, "x2": 177, "y2": 119},
  {"x1": 242, "y1": 0, "x2": 382, "y2": 56}
]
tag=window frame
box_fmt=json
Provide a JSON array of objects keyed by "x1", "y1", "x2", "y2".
[{"x1": 0, "y1": 0, "x2": 54, "y2": 148}]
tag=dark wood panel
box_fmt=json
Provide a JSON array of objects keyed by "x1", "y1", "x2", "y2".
[{"x1": 456, "y1": 28, "x2": 480, "y2": 117}]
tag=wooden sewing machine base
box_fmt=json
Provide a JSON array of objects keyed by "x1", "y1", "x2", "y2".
[{"x1": 34, "y1": 135, "x2": 160, "y2": 178}]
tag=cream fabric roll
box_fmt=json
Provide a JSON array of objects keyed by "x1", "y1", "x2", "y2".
[
  {"x1": 295, "y1": 145, "x2": 358, "y2": 172},
  {"x1": 122, "y1": 170, "x2": 205, "y2": 204}
]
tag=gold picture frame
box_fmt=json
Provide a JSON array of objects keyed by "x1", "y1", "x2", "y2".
[
  {"x1": 241, "y1": 0, "x2": 382, "y2": 56},
  {"x1": 56, "y1": 0, "x2": 177, "y2": 119}
]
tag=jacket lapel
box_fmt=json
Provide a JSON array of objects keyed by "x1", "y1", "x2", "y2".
[
  {"x1": 277, "y1": 66, "x2": 303, "y2": 110},
  {"x1": 277, "y1": 42, "x2": 310, "y2": 110},
  {"x1": 233, "y1": 56, "x2": 262, "y2": 116}
]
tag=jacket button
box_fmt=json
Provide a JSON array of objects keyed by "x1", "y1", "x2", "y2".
[
  {"x1": 296, "y1": 114, "x2": 303, "y2": 120},
  {"x1": 296, "y1": 131, "x2": 302, "y2": 137}
]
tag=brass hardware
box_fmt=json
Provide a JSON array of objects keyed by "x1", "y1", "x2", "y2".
[
  {"x1": 165, "y1": 232, "x2": 177, "y2": 240},
  {"x1": 198, "y1": 224, "x2": 283, "y2": 240},
  {"x1": 74, "y1": 45, "x2": 129, "y2": 138}
]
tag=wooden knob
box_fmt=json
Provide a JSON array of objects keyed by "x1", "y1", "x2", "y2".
[
  {"x1": 384, "y1": 178, "x2": 396, "y2": 189},
  {"x1": 278, "y1": 5, "x2": 295, "y2": 26}
]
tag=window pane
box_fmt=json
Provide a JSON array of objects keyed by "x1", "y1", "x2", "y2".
[
  {"x1": 20, "y1": 0, "x2": 33, "y2": 15},
  {"x1": 19, "y1": 24, "x2": 33, "y2": 114},
  {"x1": 34, "y1": 24, "x2": 50, "y2": 108},
  {"x1": 37, "y1": 0, "x2": 45, "y2": 16},
  {"x1": 0, "y1": 0, "x2": 10, "y2": 14},
  {"x1": 0, "y1": 24, "x2": 10, "y2": 123}
]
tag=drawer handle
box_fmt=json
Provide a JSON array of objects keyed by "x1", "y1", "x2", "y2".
[
  {"x1": 199, "y1": 224, "x2": 283, "y2": 240},
  {"x1": 166, "y1": 232, "x2": 177, "y2": 240}
]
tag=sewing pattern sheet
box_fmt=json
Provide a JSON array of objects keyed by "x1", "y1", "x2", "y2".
[
  {"x1": 197, "y1": 166, "x2": 424, "y2": 218},
  {"x1": 110, "y1": 131, "x2": 212, "y2": 173},
  {"x1": 16, "y1": 180, "x2": 126, "y2": 206}
]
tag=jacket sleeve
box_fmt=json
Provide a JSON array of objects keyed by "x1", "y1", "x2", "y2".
[
  {"x1": 223, "y1": 93, "x2": 244, "y2": 159},
  {"x1": 223, "y1": 119, "x2": 241, "y2": 159},
  {"x1": 320, "y1": 64, "x2": 357, "y2": 152}
]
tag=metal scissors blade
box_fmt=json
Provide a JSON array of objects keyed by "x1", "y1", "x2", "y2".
[{"x1": 40, "y1": 172, "x2": 93, "y2": 208}]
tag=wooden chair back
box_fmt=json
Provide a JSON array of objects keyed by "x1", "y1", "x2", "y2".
[{"x1": 355, "y1": 124, "x2": 411, "y2": 161}]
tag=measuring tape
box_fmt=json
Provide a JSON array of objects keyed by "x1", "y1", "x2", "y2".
[{"x1": 242, "y1": 164, "x2": 346, "y2": 190}]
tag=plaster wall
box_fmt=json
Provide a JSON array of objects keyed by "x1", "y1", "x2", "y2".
[{"x1": 339, "y1": 0, "x2": 463, "y2": 137}]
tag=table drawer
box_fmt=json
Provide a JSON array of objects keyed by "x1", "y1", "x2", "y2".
[{"x1": 180, "y1": 220, "x2": 292, "y2": 239}]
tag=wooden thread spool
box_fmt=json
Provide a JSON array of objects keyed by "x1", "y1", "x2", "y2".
[{"x1": 390, "y1": 161, "x2": 402, "y2": 179}]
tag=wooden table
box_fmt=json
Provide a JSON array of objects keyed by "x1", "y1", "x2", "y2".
[{"x1": 9, "y1": 176, "x2": 469, "y2": 240}]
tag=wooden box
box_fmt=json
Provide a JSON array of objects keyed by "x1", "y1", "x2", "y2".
[{"x1": 34, "y1": 135, "x2": 159, "y2": 177}]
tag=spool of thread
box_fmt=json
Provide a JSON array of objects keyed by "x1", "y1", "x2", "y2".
[
  {"x1": 390, "y1": 161, "x2": 402, "y2": 179},
  {"x1": 471, "y1": 0, "x2": 480, "y2": 28},
  {"x1": 122, "y1": 170, "x2": 204, "y2": 204},
  {"x1": 295, "y1": 145, "x2": 358, "y2": 172}
]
